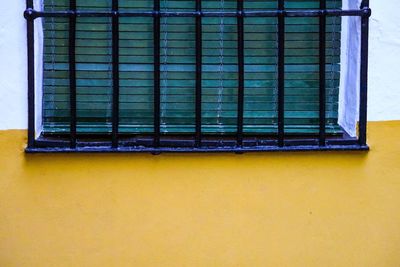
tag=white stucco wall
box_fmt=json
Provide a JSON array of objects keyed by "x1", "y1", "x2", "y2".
[
  {"x1": 368, "y1": 1, "x2": 400, "y2": 121},
  {"x1": 0, "y1": 1, "x2": 28, "y2": 130},
  {"x1": 0, "y1": 1, "x2": 399, "y2": 130}
]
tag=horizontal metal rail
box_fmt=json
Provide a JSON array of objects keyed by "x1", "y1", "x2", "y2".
[
  {"x1": 26, "y1": 136, "x2": 369, "y2": 153},
  {"x1": 26, "y1": 145, "x2": 369, "y2": 154},
  {"x1": 24, "y1": 9, "x2": 371, "y2": 19}
]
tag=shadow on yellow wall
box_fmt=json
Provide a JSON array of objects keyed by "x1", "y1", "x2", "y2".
[{"x1": 1, "y1": 121, "x2": 400, "y2": 267}]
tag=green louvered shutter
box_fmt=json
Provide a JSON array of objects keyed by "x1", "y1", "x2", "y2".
[{"x1": 42, "y1": 0, "x2": 342, "y2": 135}]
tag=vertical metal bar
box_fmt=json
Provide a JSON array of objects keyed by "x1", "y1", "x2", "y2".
[
  {"x1": 26, "y1": 0, "x2": 35, "y2": 148},
  {"x1": 112, "y1": 0, "x2": 120, "y2": 148},
  {"x1": 359, "y1": 0, "x2": 370, "y2": 146},
  {"x1": 319, "y1": 0, "x2": 326, "y2": 146},
  {"x1": 69, "y1": 0, "x2": 77, "y2": 148},
  {"x1": 277, "y1": 0, "x2": 285, "y2": 147},
  {"x1": 237, "y1": 0, "x2": 245, "y2": 147},
  {"x1": 195, "y1": 0, "x2": 202, "y2": 147},
  {"x1": 153, "y1": 0, "x2": 161, "y2": 147}
]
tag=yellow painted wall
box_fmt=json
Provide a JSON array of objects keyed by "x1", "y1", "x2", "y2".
[{"x1": 1, "y1": 121, "x2": 400, "y2": 267}]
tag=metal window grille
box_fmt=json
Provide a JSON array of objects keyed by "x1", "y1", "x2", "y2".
[{"x1": 24, "y1": 0, "x2": 371, "y2": 153}]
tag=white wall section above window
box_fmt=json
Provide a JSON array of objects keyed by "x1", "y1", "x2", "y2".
[
  {"x1": 0, "y1": 1, "x2": 28, "y2": 130},
  {"x1": 0, "y1": 0, "x2": 43, "y2": 133}
]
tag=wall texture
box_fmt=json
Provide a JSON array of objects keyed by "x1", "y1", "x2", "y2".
[
  {"x1": 368, "y1": 1, "x2": 400, "y2": 120},
  {"x1": 1, "y1": 121, "x2": 400, "y2": 267},
  {"x1": 0, "y1": 1, "x2": 27, "y2": 130},
  {"x1": 1, "y1": 2, "x2": 400, "y2": 267}
]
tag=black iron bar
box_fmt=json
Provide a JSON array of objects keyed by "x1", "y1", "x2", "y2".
[
  {"x1": 26, "y1": 9, "x2": 366, "y2": 19},
  {"x1": 153, "y1": 0, "x2": 161, "y2": 148},
  {"x1": 69, "y1": 0, "x2": 77, "y2": 148},
  {"x1": 26, "y1": 0, "x2": 35, "y2": 148},
  {"x1": 33, "y1": 136, "x2": 362, "y2": 149},
  {"x1": 195, "y1": 0, "x2": 202, "y2": 147},
  {"x1": 237, "y1": 0, "x2": 245, "y2": 147},
  {"x1": 24, "y1": 2, "x2": 370, "y2": 153},
  {"x1": 26, "y1": 143, "x2": 369, "y2": 154},
  {"x1": 112, "y1": 0, "x2": 120, "y2": 148},
  {"x1": 359, "y1": 0, "x2": 370, "y2": 146},
  {"x1": 277, "y1": 0, "x2": 285, "y2": 147},
  {"x1": 319, "y1": 0, "x2": 327, "y2": 146}
]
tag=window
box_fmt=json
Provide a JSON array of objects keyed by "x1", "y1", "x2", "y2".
[{"x1": 24, "y1": 0, "x2": 371, "y2": 152}]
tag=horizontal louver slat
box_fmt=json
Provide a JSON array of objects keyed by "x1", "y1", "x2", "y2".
[{"x1": 42, "y1": 0, "x2": 342, "y2": 135}]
